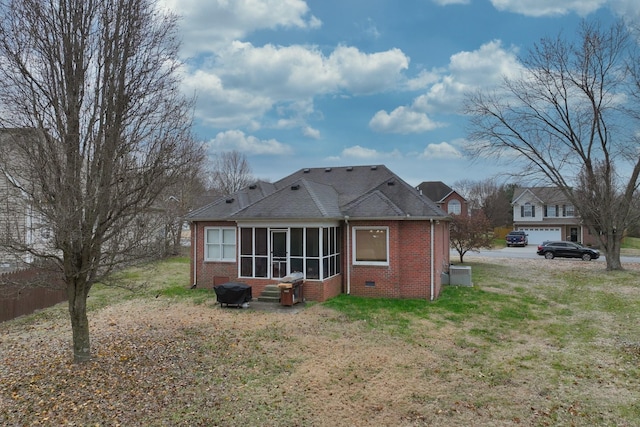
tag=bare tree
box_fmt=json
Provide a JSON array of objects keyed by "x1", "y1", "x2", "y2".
[
  {"x1": 454, "y1": 178, "x2": 516, "y2": 227},
  {"x1": 158, "y1": 164, "x2": 207, "y2": 256},
  {"x1": 209, "y1": 150, "x2": 254, "y2": 195},
  {"x1": 0, "y1": 0, "x2": 204, "y2": 362},
  {"x1": 449, "y1": 212, "x2": 493, "y2": 263},
  {"x1": 465, "y1": 20, "x2": 640, "y2": 270}
]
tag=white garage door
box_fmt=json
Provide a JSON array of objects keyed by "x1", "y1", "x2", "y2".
[{"x1": 518, "y1": 227, "x2": 561, "y2": 245}]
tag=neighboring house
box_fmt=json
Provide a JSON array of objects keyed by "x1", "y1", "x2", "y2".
[
  {"x1": 511, "y1": 187, "x2": 598, "y2": 246},
  {"x1": 0, "y1": 128, "x2": 171, "y2": 269},
  {"x1": 186, "y1": 165, "x2": 451, "y2": 302},
  {"x1": 416, "y1": 181, "x2": 468, "y2": 216},
  {"x1": 0, "y1": 128, "x2": 47, "y2": 269}
]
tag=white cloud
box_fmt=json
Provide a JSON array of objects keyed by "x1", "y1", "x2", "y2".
[
  {"x1": 207, "y1": 130, "x2": 293, "y2": 155},
  {"x1": 159, "y1": 0, "x2": 321, "y2": 55},
  {"x1": 433, "y1": 0, "x2": 640, "y2": 21},
  {"x1": 207, "y1": 42, "x2": 408, "y2": 98},
  {"x1": 369, "y1": 107, "x2": 444, "y2": 134},
  {"x1": 489, "y1": 0, "x2": 605, "y2": 17},
  {"x1": 449, "y1": 40, "x2": 522, "y2": 83},
  {"x1": 366, "y1": 40, "x2": 522, "y2": 134},
  {"x1": 419, "y1": 142, "x2": 463, "y2": 159},
  {"x1": 183, "y1": 70, "x2": 272, "y2": 129},
  {"x1": 340, "y1": 145, "x2": 402, "y2": 160},
  {"x1": 413, "y1": 40, "x2": 522, "y2": 114},
  {"x1": 302, "y1": 126, "x2": 321, "y2": 139},
  {"x1": 609, "y1": 0, "x2": 640, "y2": 21},
  {"x1": 327, "y1": 46, "x2": 409, "y2": 95},
  {"x1": 405, "y1": 69, "x2": 441, "y2": 91},
  {"x1": 186, "y1": 42, "x2": 410, "y2": 132}
]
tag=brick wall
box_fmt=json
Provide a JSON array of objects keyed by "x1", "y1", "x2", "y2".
[
  {"x1": 191, "y1": 218, "x2": 448, "y2": 302},
  {"x1": 190, "y1": 221, "x2": 238, "y2": 288},
  {"x1": 305, "y1": 274, "x2": 342, "y2": 301},
  {"x1": 346, "y1": 220, "x2": 444, "y2": 300}
]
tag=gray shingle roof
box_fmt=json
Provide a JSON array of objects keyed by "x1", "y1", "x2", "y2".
[
  {"x1": 186, "y1": 165, "x2": 449, "y2": 221},
  {"x1": 416, "y1": 181, "x2": 455, "y2": 203},
  {"x1": 512, "y1": 187, "x2": 569, "y2": 205}
]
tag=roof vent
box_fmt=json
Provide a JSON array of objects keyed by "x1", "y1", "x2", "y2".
[
  {"x1": 325, "y1": 167, "x2": 332, "y2": 172},
  {"x1": 346, "y1": 166, "x2": 353, "y2": 171},
  {"x1": 249, "y1": 184, "x2": 257, "y2": 189},
  {"x1": 303, "y1": 168, "x2": 310, "y2": 173},
  {"x1": 291, "y1": 184, "x2": 300, "y2": 190},
  {"x1": 225, "y1": 198, "x2": 234, "y2": 203},
  {"x1": 387, "y1": 180, "x2": 395, "y2": 186},
  {"x1": 370, "y1": 165, "x2": 378, "y2": 170}
]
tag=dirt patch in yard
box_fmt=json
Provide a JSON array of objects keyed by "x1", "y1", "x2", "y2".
[{"x1": 1, "y1": 256, "x2": 640, "y2": 426}]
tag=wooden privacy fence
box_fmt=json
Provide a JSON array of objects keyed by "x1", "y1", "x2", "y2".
[
  {"x1": 0, "y1": 268, "x2": 66, "y2": 322},
  {"x1": 493, "y1": 226, "x2": 512, "y2": 240}
]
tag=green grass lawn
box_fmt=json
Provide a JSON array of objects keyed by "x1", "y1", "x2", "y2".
[
  {"x1": 622, "y1": 236, "x2": 640, "y2": 252},
  {"x1": 3, "y1": 255, "x2": 640, "y2": 426}
]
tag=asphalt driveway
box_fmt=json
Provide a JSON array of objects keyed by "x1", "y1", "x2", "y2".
[{"x1": 455, "y1": 245, "x2": 640, "y2": 263}]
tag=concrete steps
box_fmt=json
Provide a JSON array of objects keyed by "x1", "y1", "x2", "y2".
[{"x1": 257, "y1": 284, "x2": 280, "y2": 303}]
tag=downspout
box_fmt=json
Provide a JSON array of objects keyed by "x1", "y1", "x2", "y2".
[
  {"x1": 192, "y1": 222, "x2": 197, "y2": 287},
  {"x1": 236, "y1": 222, "x2": 241, "y2": 279},
  {"x1": 430, "y1": 218, "x2": 435, "y2": 301},
  {"x1": 345, "y1": 216, "x2": 351, "y2": 295}
]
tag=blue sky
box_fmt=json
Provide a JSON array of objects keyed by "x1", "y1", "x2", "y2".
[{"x1": 159, "y1": 0, "x2": 637, "y2": 187}]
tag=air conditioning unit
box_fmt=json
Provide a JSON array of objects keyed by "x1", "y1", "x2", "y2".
[{"x1": 449, "y1": 266, "x2": 472, "y2": 286}]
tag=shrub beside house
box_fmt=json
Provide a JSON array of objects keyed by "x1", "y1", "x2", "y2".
[{"x1": 186, "y1": 165, "x2": 451, "y2": 302}]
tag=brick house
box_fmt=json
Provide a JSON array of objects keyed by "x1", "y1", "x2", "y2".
[
  {"x1": 511, "y1": 187, "x2": 598, "y2": 246},
  {"x1": 186, "y1": 165, "x2": 451, "y2": 302},
  {"x1": 416, "y1": 181, "x2": 468, "y2": 217}
]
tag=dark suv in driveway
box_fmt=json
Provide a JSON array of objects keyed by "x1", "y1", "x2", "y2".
[{"x1": 536, "y1": 241, "x2": 600, "y2": 261}]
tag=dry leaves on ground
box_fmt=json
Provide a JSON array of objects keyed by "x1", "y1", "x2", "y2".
[{"x1": 2, "y1": 256, "x2": 640, "y2": 426}]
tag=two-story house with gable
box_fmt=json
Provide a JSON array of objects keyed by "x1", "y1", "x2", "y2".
[
  {"x1": 511, "y1": 187, "x2": 597, "y2": 246},
  {"x1": 417, "y1": 181, "x2": 468, "y2": 217},
  {"x1": 0, "y1": 128, "x2": 49, "y2": 269}
]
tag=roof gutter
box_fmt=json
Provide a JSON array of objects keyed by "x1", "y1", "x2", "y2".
[{"x1": 338, "y1": 215, "x2": 450, "y2": 222}]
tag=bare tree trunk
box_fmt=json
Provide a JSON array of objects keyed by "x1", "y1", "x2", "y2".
[
  {"x1": 602, "y1": 232, "x2": 623, "y2": 271},
  {"x1": 68, "y1": 281, "x2": 91, "y2": 362}
]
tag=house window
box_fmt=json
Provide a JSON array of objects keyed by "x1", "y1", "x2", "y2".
[
  {"x1": 545, "y1": 205, "x2": 558, "y2": 217},
  {"x1": 563, "y1": 205, "x2": 575, "y2": 217},
  {"x1": 522, "y1": 203, "x2": 535, "y2": 218},
  {"x1": 205, "y1": 227, "x2": 236, "y2": 262},
  {"x1": 448, "y1": 199, "x2": 461, "y2": 215},
  {"x1": 353, "y1": 227, "x2": 389, "y2": 265}
]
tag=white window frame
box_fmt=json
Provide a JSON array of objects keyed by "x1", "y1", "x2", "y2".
[
  {"x1": 448, "y1": 199, "x2": 461, "y2": 215},
  {"x1": 352, "y1": 226, "x2": 389, "y2": 266},
  {"x1": 564, "y1": 205, "x2": 575, "y2": 217},
  {"x1": 546, "y1": 205, "x2": 556, "y2": 217},
  {"x1": 524, "y1": 202, "x2": 533, "y2": 217},
  {"x1": 204, "y1": 227, "x2": 236, "y2": 262}
]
